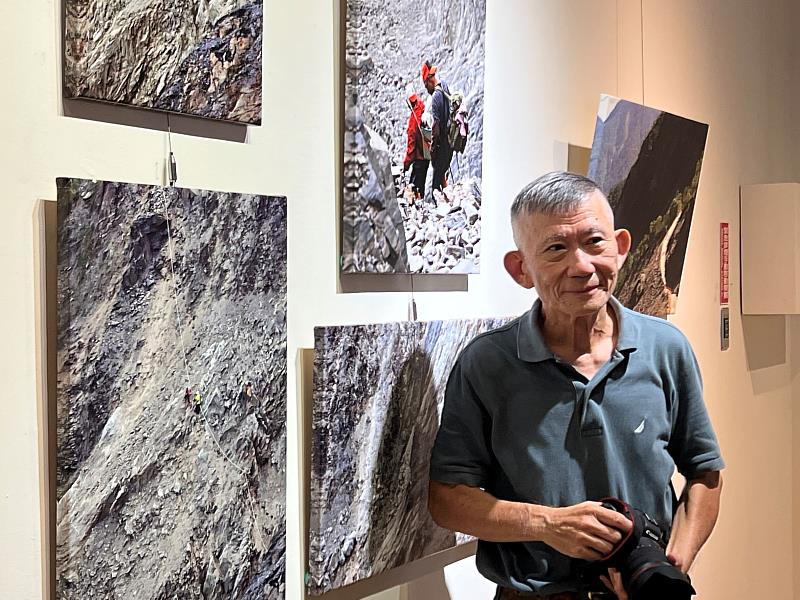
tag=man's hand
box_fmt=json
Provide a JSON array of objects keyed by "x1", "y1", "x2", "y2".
[
  {"x1": 599, "y1": 568, "x2": 628, "y2": 600},
  {"x1": 540, "y1": 501, "x2": 632, "y2": 560}
]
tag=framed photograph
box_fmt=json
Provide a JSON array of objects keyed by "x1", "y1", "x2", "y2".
[
  {"x1": 56, "y1": 178, "x2": 286, "y2": 598},
  {"x1": 588, "y1": 95, "x2": 709, "y2": 317},
  {"x1": 309, "y1": 317, "x2": 510, "y2": 593},
  {"x1": 64, "y1": 1, "x2": 263, "y2": 124},
  {"x1": 341, "y1": 0, "x2": 487, "y2": 274}
]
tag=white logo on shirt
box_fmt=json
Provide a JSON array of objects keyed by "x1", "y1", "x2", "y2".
[{"x1": 634, "y1": 418, "x2": 646, "y2": 434}]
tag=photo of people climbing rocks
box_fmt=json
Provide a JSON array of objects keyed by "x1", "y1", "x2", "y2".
[{"x1": 342, "y1": 0, "x2": 486, "y2": 274}]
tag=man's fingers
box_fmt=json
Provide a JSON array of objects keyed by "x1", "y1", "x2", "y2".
[
  {"x1": 602, "y1": 568, "x2": 629, "y2": 600},
  {"x1": 591, "y1": 523, "x2": 624, "y2": 546},
  {"x1": 576, "y1": 545, "x2": 606, "y2": 561},
  {"x1": 581, "y1": 534, "x2": 618, "y2": 559},
  {"x1": 595, "y1": 505, "x2": 633, "y2": 532}
]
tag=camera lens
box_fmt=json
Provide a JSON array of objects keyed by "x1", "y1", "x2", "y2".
[{"x1": 593, "y1": 498, "x2": 696, "y2": 600}]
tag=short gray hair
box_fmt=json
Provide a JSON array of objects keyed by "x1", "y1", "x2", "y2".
[{"x1": 511, "y1": 171, "x2": 601, "y2": 220}]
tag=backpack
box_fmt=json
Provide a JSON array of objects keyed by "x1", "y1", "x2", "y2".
[{"x1": 437, "y1": 86, "x2": 469, "y2": 153}]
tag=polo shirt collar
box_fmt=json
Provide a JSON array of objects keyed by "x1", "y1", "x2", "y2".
[
  {"x1": 611, "y1": 296, "x2": 638, "y2": 352},
  {"x1": 516, "y1": 295, "x2": 638, "y2": 363}
]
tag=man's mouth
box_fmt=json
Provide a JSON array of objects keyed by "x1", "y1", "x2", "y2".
[{"x1": 566, "y1": 285, "x2": 601, "y2": 294}]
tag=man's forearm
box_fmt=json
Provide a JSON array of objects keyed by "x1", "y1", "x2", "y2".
[
  {"x1": 427, "y1": 481, "x2": 632, "y2": 561},
  {"x1": 666, "y1": 470, "x2": 723, "y2": 572},
  {"x1": 428, "y1": 481, "x2": 549, "y2": 542}
]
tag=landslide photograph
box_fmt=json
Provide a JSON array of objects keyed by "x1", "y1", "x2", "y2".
[{"x1": 56, "y1": 178, "x2": 286, "y2": 599}]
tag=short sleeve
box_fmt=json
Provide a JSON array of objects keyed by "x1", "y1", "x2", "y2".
[
  {"x1": 429, "y1": 356, "x2": 493, "y2": 487},
  {"x1": 667, "y1": 340, "x2": 726, "y2": 478}
]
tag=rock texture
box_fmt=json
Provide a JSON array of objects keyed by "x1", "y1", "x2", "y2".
[
  {"x1": 309, "y1": 318, "x2": 510, "y2": 594},
  {"x1": 588, "y1": 96, "x2": 708, "y2": 317},
  {"x1": 342, "y1": 0, "x2": 486, "y2": 273},
  {"x1": 399, "y1": 178, "x2": 482, "y2": 273},
  {"x1": 56, "y1": 179, "x2": 286, "y2": 599},
  {"x1": 64, "y1": 0, "x2": 262, "y2": 124}
]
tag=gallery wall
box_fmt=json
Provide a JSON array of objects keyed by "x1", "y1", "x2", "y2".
[
  {"x1": 0, "y1": 1, "x2": 798, "y2": 600},
  {"x1": 636, "y1": 3, "x2": 799, "y2": 599}
]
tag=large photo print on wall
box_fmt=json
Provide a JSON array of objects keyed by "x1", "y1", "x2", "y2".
[
  {"x1": 64, "y1": 0, "x2": 263, "y2": 124},
  {"x1": 342, "y1": 0, "x2": 486, "y2": 274},
  {"x1": 56, "y1": 179, "x2": 286, "y2": 598},
  {"x1": 588, "y1": 94, "x2": 709, "y2": 317},
  {"x1": 309, "y1": 317, "x2": 510, "y2": 593}
]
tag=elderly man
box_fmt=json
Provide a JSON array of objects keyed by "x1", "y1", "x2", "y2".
[{"x1": 428, "y1": 171, "x2": 724, "y2": 599}]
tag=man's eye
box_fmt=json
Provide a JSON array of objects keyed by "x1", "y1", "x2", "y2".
[
  {"x1": 588, "y1": 237, "x2": 605, "y2": 245},
  {"x1": 546, "y1": 244, "x2": 565, "y2": 252}
]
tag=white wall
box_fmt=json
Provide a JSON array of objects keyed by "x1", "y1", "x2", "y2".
[
  {"x1": 640, "y1": 2, "x2": 798, "y2": 598},
  {"x1": 0, "y1": 1, "x2": 798, "y2": 599}
]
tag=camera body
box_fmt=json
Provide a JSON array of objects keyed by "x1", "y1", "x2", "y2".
[{"x1": 590, "y1": 497, "x2": 696, "y2": 600}]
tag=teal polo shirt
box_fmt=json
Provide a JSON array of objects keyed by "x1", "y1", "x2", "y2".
[{"x1": 429, "y1": 297, "x2": 724, "y2": 594}]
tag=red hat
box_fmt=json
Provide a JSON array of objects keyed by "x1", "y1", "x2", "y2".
[
  {"x1": 421, "y1": 62, "x2": 437, "y2": 83},
  {"x1": 408, "y1": 93, "x2": 420, "y2": 105}
]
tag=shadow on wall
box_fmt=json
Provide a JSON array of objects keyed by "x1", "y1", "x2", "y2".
[
  {"x1": 310, "y1": 552, "x2": 462, "y2": 600},
  {"x1": 405, "y1": 569, "x2": 453, "y2": 599},
  {"x1": 38, "y1": 199, "x2": 58, "y2": 600},
  {"x1": 339, "y1": 272, "x2": 468, "y2": 294},
  {"x1": 790, "y1": 316, "x2": 800, "y2": 381},
  {"x1": 742, "y1": 315, "x2": 787, "y2": 394},
  {"x1": 742, "y1": 315, "x2": 786, "y2": 370},
  {"x1": 63, "y1": 99, "x2": 248, "y2": 143}
]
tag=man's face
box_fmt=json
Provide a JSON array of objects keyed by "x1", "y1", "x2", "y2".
[
  {"x1": 424, "y1": 78, "x2": 436, "y2": 94},
  {"x1": 506, "y1": 190, "x2": 631, "y2": 318}
]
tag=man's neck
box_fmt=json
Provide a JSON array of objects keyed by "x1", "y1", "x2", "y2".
[{"x1": 539, "y1": 302, "x2": 617, "y2": 363}]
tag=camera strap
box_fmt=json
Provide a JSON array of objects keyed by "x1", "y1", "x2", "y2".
[{"x1": 597, "y1": 497, "x2": 636, "y2": 561}]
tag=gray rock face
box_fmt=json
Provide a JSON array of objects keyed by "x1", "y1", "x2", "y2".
[
  {"x1": 56, "y1": 179, "x2": 286, "y2": 599},
  {"x1": 64, "y1": 0, "x2": 262, "y2": 124},
  {"x1": 342, "y1": 0, "x2": 486, "y2": 273},
  {"x1": 342, "y1": 107, "x2": 410, "y2": 272},
  {"x1": 309, "y1": 318, "x2": 511, "y2": 594}
]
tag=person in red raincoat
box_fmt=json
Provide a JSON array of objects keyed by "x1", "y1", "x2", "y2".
[{"x1": 403, "y1": 92, "x2": 430, "y2": 200}]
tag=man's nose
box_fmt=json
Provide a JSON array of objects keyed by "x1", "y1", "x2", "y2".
[{"x1": 567, "y1": 249, "x2": 595, "y2": 276}]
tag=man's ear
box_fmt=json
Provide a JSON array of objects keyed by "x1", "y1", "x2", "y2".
[
  {"x1": 615, "y1": 228, "x2": 632, "y2": 267},
  {"x1": 504, "y1": 250, "x2": 534, "y2": 289}
]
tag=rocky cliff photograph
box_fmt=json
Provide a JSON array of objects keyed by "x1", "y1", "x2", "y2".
[
  {"x1": 588, "y1": 95, "x2": 708, "y2": 317},
  {"x1": 64, "y1": 0, "x2": 263, "y2": 124},
  {"x1": 308, "y1": 318, "x2": 510, "y2": 593},
  {"x1": 341, "y1": 0, "x2": 486, "y2": 274},
  {"x1": 56, "y1": 179, "x2": 286, "y2": 599}
]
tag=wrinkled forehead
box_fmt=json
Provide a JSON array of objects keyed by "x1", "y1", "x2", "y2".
[{"x1": 512, "y1": 191, "x2": 615, "y2": 241}]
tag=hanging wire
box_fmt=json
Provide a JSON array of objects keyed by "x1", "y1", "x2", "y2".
[
  {"x1": 408, "y1": 273, "x2": 418, "y2": 321},
  {"x1": 167, "y1": 115, "x2": 178, "y2": 187}
]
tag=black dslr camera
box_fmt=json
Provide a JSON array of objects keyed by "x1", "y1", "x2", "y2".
[{"x1": 588, "y1": 497, "x2": 695, "y2": 600}]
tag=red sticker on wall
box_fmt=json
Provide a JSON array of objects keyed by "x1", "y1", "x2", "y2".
[{"x1": 720, "y1": 222, "x2": 729, "y2": 305}]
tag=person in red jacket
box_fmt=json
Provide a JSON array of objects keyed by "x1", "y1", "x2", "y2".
[{"x1": 403, "y1": 92, "x2": 430, "y2": 200}]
